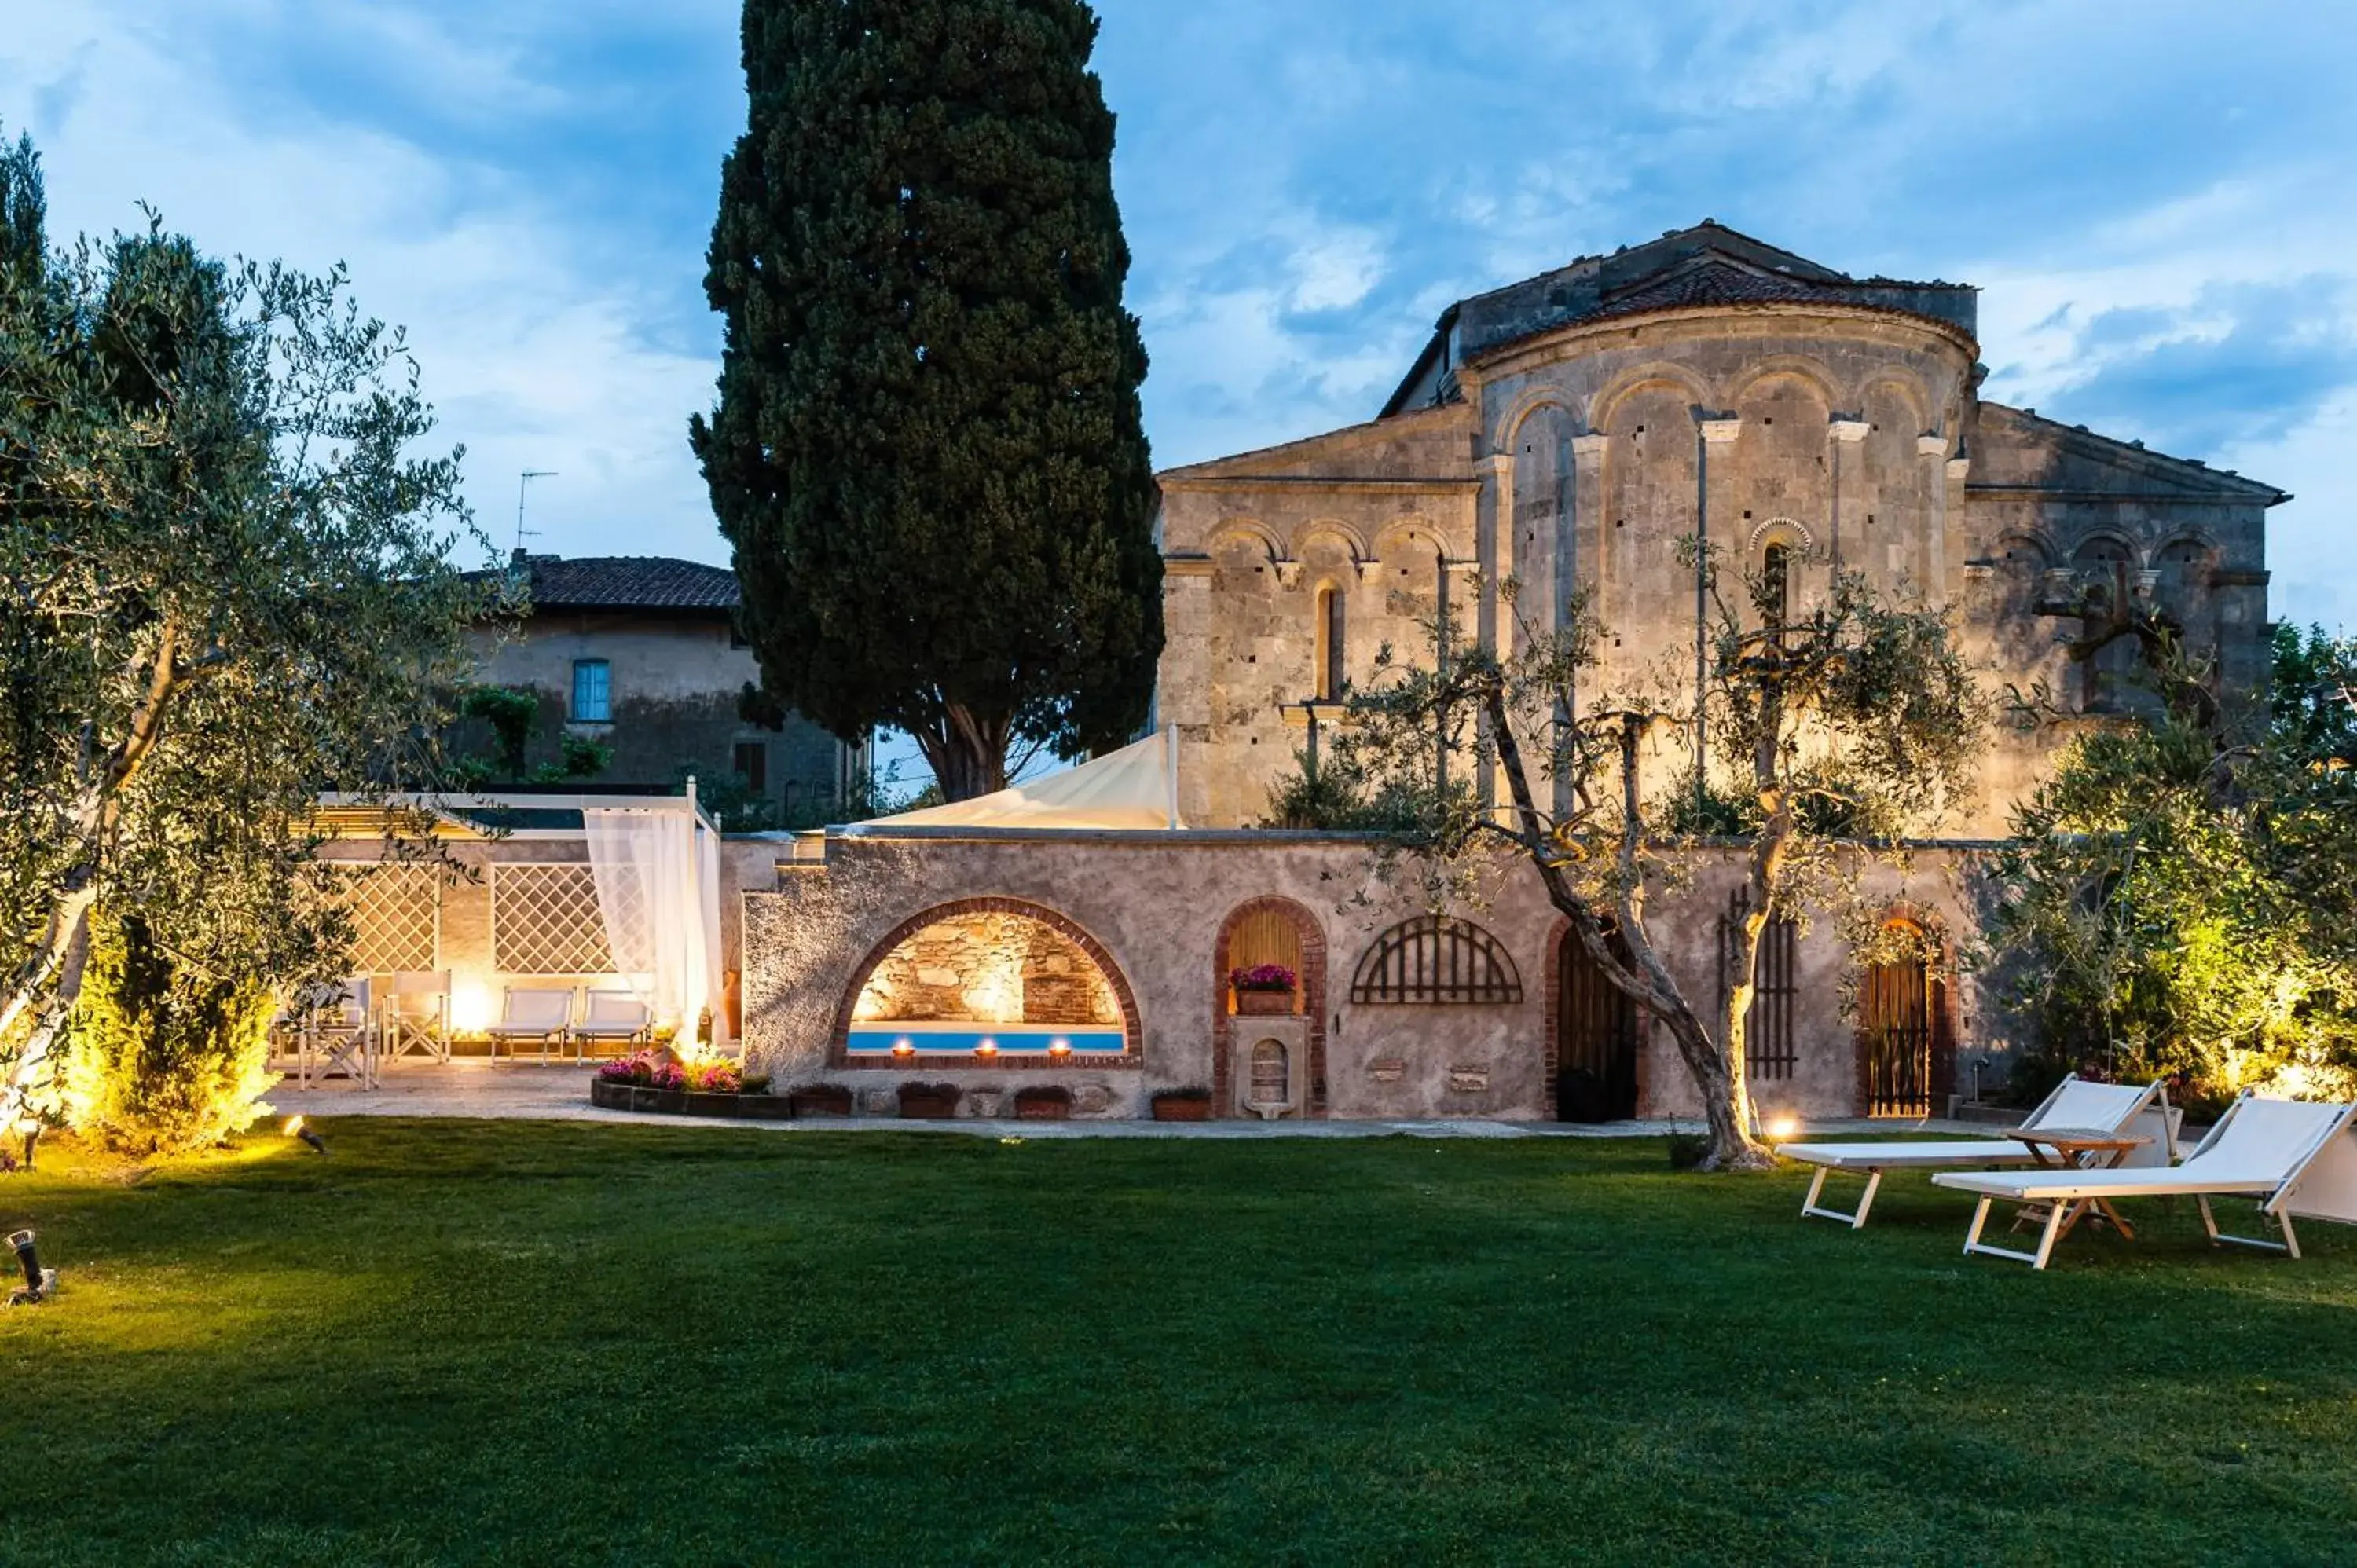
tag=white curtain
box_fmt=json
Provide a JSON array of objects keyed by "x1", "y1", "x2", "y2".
[{"x1": 584, "y1": 807, "x2": 729, "y2": 1049}]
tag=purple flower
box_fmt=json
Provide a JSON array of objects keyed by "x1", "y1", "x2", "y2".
[{"x1": 1230, "y1": 963, "x2": 1297, "y2": 992}]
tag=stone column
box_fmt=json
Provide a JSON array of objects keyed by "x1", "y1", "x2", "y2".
[
  {"x1": 1696, "y1": 417, "x2": 1743, "y2": 806},
  {"x1": 1554, "y1": 432, "x2": 1610, "y2": 822},
  {"x1": 1571, "y1": 431, "x2": 1610, "y2": 632},
  {"x1": 1917, "y1": 434, "x2": 1951, "y2": 606},
  {"x1": 1828, "y1": 417, "x2": 1870, "y2": 571},
  {"x1": 1476, "y1": 452, "x2": 1513, "y2": 657}
]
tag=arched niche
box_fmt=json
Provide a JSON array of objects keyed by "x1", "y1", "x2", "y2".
[
  {"x1": 1212, "y1": 896, "x2": 1327, "y2": 1118},
  {"x1": 832, "y1": 898, "x2": 1142, "y2": 1068}
]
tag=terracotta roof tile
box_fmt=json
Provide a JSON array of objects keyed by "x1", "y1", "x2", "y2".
[{"x1": 473, "y1": 555, "x2": 742, "y2": 614}]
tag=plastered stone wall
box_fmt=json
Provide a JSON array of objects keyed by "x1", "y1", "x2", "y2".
[
  {"x1": 466, "y1": 614, "x2": 849, "y2": 815},
  {"x1": 1156, "y1": 302, "x2": 2279, "y2": 835},
  {"x1": 735, "y1": 831, "x2": 1990, "y2": 1122}
]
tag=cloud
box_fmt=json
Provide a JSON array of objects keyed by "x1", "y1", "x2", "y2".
[
  {"x1": 2041, "y1": 278, "x2": 2357, "y2": 454},
  {"x1": 3, "y1": 0, "x2": 2354, "y2": 631}
]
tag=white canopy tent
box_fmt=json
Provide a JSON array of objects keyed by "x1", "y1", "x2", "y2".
[{"x1": 849, "y1": 727, "x2": 1185, "y2": 833}]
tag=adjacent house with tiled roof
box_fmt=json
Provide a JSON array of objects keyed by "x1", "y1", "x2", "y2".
[{"x1": 464, "y1": 551, "x2": 862, "y2": 824}]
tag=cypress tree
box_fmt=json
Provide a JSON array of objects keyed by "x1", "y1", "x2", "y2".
[{"x1": 692, "y1": 0, "x2": 1162, "y2": 801}]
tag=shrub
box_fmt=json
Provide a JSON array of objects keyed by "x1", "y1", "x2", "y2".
[{"x1": 63, "y1": 907, "x2": 277, "y2": 1155}]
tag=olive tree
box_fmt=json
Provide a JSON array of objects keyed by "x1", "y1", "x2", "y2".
[
  {"x1": 1328, "y1": 549, "x2": 1987, "y2": 1169},
  {"x1": 0, "y1": 130, "x2": 499, "y2": 1127}
]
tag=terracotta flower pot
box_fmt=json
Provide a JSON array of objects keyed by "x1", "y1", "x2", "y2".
[
  {"x1": 1233, "y1": 989, "x2": 1296, "y2": 1017},
  {"x1": 898, "y1": 1087, "x2": 960, "y2": 1120},
  {"x1": 790, "y1": 1086, "x2": 856, "y2": 1118}
]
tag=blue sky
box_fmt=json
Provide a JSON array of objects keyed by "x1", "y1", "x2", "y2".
[{"x1": 6, "y1": 0, "x2": 2355, "y2": 642}]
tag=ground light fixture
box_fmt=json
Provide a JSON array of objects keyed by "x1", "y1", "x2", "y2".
[
  {"x1": 6, "y1": 1229, "x2": 53, "y2": 1306},
  {"x1": 1047, "y1": 1039, "x2": 1072, "y2": 1061},
  {"x1": 1764, "y1": 1113, "x2": 1802, "y2": 1143},
  {"x1": 14, "y1": 1118, "x2": 36, "y2": 1171},
  {"x1": 974, "y1": 1039, "x2": 999, "y2": 1060},
  {"x1": 891, "y1": 1039, "x2": 916, "y2": 1060},
  {"x1": 284, "y1": 1115, "x2": 328, "y2": 1155}
]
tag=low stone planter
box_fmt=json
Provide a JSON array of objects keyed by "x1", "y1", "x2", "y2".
[
  {"x1": 1014, "y1": 1087, "x2": 1072, "y2": 1120},
  {"x1": 898, "y1": 1084, "x2": 961, "y2": 1119},
  {"x1": 789, "y1": 1085, "x2": 856, "y2": 1118},
  {"x1": 1233, "y1": 990, "x2": 1296, "y2": 1017},
  {"x1": 590, "y1": 1078, "x2": 794, "y2": 1120},
  {"x1": 1151, "y1": 1093, "x2": 1213, "y2": 1123}
]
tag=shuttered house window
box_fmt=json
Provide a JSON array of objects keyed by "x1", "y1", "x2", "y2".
[
  {"x1": 571, "y1": 659, "x2": 611, "y2": 723},
  {"x1": 732, "y1": 740, "x2": 768, "y2": 794}
]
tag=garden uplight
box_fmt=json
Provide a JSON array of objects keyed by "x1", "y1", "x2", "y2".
[
  {"x1": 14, "y1": 1117, "x2": 37, "y2": 1171},
  {"x1": 1765, "y1": 1114, "x2": 1801, "y2": 1142},
  {"x1": 6, "y1": 1229, "x2": 52, "y2": 1306},
  {"x1": 284, "y1": 1115, "x2": 328, "y2": 1155}
]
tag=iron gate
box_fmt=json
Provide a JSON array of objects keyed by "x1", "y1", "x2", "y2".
[{"x1": 1860, "y1": 954, "x2": 1934, "y2": 1117}]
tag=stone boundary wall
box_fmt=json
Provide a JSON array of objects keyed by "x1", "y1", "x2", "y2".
[{"x1": 737, "y1": 833, "x2": 2000, "y2": 1122}]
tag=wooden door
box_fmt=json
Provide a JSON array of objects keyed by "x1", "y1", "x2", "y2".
[
  {"x1": 1557, "y1": 929, "x2": 1639, "y2": 1122},
  {"x1": 1860, "y1": 940, "x2": 1935, "y2": 1118}
]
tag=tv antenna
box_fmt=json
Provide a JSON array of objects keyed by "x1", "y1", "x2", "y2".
[{"x1": 515, "y1": 470, "x2": 558, "y2": 556}]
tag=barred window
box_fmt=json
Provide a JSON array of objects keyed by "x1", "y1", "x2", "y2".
[
  {"x1": 1718, "y1": 889, "x2": 1798, "y2": 1080},
  {"x1": 1350, "y1": 915, "x2": 1522, "y2": 1005}
]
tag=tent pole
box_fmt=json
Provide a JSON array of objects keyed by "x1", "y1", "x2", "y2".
[{"x1": 1165, "y1": 724, "x2": 1181, "y2": 829}]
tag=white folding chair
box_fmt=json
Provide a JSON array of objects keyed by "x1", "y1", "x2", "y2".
[
  {"x1": 381, "y1": 970, "x2": 453, "y2": 1064},
  {"x1": 306, "y1": 977, "x2": 379, "y2": 1089},
  {"x1": 568, "y1": 991, "x2": 652, "y2": 1061},
  {"x1": 486, "y1": 987, "x2": 575, "y2": 1065}
]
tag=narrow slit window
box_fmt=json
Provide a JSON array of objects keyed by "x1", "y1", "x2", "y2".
[
  {"x1": 1315, "y1": 586, "x2": 1347, "y2": 701},
  {"x1": 1763, "y1": 543, "x2": 1791, "y2": 630}
]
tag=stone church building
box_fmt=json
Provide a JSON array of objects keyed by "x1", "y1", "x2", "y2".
[
  {"x1": 1153, "y1": 221, "x2": 2286, "y2": 833},
  {"x1": 628, "y1": 223, "x2": 2303, "y2": 1125}
]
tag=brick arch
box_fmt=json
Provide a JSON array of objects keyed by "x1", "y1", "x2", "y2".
[
  {"x1": 1211, "y1": 896, "x2": 1328, "y2": 1119},
  {"x1": 1854, "y1": 901, "x2": 1958, "y2": 1114},
  {"x1": 828, "y1": 896, "x2": 1143, "y2": 1071}
]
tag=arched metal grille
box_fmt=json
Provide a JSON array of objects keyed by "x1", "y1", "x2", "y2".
[{"x1": 1349, "y1": 915, "x2": 1522, "y2": 1006}]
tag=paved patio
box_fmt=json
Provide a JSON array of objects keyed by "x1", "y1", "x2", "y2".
[{"x1": 268, "y1": 1060, "x2": 2007, "y2": 1141}]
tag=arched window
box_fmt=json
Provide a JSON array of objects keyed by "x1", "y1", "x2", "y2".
[
  {"x1": 1314, "y1": 585, "x2": 1347, "y2": 701},
  {"x1": 1351, "y1": 915, "x2": 1523, "y2": 1005}
]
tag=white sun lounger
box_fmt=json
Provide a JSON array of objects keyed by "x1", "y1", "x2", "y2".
[
  {"x1": 1931, "y1": 1093, "x2": 2357, "y2": 1269},
  {"x1": 1776, "y1": 1075, "x2": 2176, "y2": 1229}
]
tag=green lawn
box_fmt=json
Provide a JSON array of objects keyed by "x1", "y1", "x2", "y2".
[{"x1": 5, "y1": 1121, "x2": 2355, "y2": 1566}]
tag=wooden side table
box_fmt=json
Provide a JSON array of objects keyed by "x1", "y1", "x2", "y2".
[{"x1": 2004, "y1": 1127, "x2": 2151, "y2": 1241}]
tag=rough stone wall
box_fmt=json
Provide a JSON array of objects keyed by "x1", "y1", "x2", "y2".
[
  {"x1": 850, "y1": 910, "x2": 1116, "y2": 1025},
  {"x1": 1154, "y1": 302, "x2": 2280, "y2": 836},
  {"x1": 735, "y1": 831, "x2": 1990, "y2": 1121}
]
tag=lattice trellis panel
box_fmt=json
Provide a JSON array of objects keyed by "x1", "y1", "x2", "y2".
[
  {"x1": 340, "y1": 865, "x2": 441, "y2": 973},
  {"x1": 493, "y1": 863, "x2": 627, "y2": 975}
]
